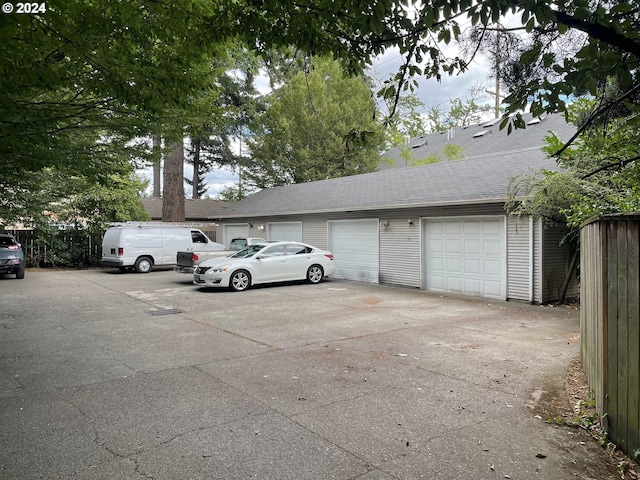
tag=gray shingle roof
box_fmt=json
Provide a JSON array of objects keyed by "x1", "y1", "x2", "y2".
[
  {"x1": 381, "y1": 113, "x2": 576, "y2": 167},
  {"x1": 217, "y1": 114, "x2": 575, "y2": 219},
  {"x1": 141, "y1": 197, "x2": 229, "y2": 221}
]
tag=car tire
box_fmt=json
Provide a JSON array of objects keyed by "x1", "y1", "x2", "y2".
[
  {"x1": 306, "y1": 265, "x2": 324, "y2": 284},
  {"x1": 16, "y1": 266, "x2": 25, "y2": 279},
  {"x1": 134, "y1": 256, "x2": 153, "y2": 273},
  {"x1": 229, "y1": 270, "x2": 250, "y2": 291}
]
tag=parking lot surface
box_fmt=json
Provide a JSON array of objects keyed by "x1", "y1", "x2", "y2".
[{"x1": 0, "y1": 268, "x2": 620, "y2": 479}]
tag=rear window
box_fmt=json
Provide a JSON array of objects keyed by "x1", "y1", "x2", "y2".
[
  {"x1": 287, "y1": 244, "x2": 312, "y2": 255},
  {"x1": 229, "y1": 238, "x2": 247, "y2": 250},
  {"x1": 0, "y1": 235, "x2": 18, "y2": 247}
]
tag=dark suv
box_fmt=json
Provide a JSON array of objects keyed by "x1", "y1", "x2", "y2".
[{"x1": 0, "y1": 233, "x2": 25, "y2": 279}]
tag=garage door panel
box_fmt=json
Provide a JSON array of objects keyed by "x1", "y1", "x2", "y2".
[
  {"x1": 447, "y1": 277, "x2": 462, "y2": 290},
  {"x1": 446, "y1": 222, "x2": 461, "y2": 234},
  {"x1": 446, "y1": 239, "x2": 461, "y2": 253},
  {"x1": 465, "y1": 258, "x2": 481, "y2": 274},
  {"x1": 483, "y1": 239, "x2": 501, "y2": 255},
  {"x1": 484, "y1": 259, "x2": 502, "y2": 276},
  {"x1": 330, "y1": 220, "x2": 379, "y2": 284},
  {"x1": 464, "y1": 221, "x2": 480, "y2": 234},
  {"x1": 447, "y1": 258, "x2": 462, "y2": 272},
  {"x1": 425, "y1": 217, "x2": 506, "y2": 299},
  {"x1": 484, "y1": 280, "x2": 502, "y2": 296},
  {"x1": 465, "y1": 239, "x2": 480, "y2": 254},
  {"x1": 464, "y1": 278, "x2": 481, "y2": 294},
  {"x1": 268, "y1": 222, "x2": 302, "y2": 242},
  {"x1": 483, "y1": 220, "x2": 503, "y2": 234}
]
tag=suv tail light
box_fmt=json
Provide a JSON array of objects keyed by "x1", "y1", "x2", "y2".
[
  {"x1": 192, "y1": 253, "x2": 199, "y2": 261},
  {"x1": 7, "y1": 245, "x2": 19, "y2": 250},
  {"x1": 118, "y1": 247, "x2": 124, "y2": 256}
]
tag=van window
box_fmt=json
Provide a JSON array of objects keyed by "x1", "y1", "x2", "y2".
[{"x1": 191, "y1": 231, "x2": 208, "y2": 244}]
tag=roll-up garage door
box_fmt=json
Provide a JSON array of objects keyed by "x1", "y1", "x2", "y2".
[
  {"x1": 329, "y1": 220, "x2": 379, "y2": 283},
  {"x1": 268, "y1": 222, "x2": 303, "y2": 242},
  {"x1": 424, "y1": 217, "x2": 506, "y2": 299}
]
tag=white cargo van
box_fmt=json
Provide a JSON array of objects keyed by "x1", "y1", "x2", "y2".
[{"x1": 101, "y1": 225, "x2": 224, "y2": 273}]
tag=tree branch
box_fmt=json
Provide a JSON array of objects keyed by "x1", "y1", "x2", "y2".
[
  {"x1": 582, "y1": 154, "x2": 640, "y2": 179},
  {"x1": 554, "y1": 10, "x2": 640, "y2": 59},
  {"x1": 552, "y1": 82, "x2": 640, "y2": 157}
]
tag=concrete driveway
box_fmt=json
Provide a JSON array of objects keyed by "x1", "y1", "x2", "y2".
[{"x1": 0, "y1": 269, "x2": 619, "y2": 479}]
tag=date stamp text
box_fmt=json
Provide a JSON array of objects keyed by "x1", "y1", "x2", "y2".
[{"x1": 2, "y1": 2, "x2": 47, "y2": 14}]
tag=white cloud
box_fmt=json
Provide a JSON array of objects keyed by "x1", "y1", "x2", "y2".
[{"x1": 367, "y1": 47, "x2": 495, "y2": 115}]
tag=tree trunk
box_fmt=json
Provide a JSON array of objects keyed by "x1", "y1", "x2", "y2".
[
  {"x1": 559, "y1": 244, "x2": 580, "y2": 304},
  {"x1": 152, "y1": 134, "x2": 162, "y2": 197},
  {"x1": 192, "y1": 138, "x2": 201, "y2": 199},
  {"x1": 163, "y1": 139, "x2": 185, "y2": 222}
]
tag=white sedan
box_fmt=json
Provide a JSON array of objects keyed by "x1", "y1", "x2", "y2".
[{"x1": 193, "y1": 241, "x2": 336, "y2": 291}]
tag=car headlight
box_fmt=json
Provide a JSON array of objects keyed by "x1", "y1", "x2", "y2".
[{"x1": 211, "y1": 266, "x2": 230, "y2": 273}]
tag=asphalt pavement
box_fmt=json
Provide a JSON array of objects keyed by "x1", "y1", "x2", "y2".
[{"x1": 0, "y1": 268, "x2": 621, "y2": 479}]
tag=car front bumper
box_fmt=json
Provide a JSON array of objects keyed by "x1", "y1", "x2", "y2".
[{"x1": 193, "y1": 273, "x2": 225, "y2": 287}]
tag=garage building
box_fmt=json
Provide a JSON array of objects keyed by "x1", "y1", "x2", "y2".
[{"x1": 213, "y1": 114, "x2": 578, "y2": 303}]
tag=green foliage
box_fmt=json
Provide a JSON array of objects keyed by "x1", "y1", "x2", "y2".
[
  {"x1": 3, "y1": 0, "x2": 639, "y2": 224},
  {"x1": 507, "y1": 99, "x2": 640, "y2": 232},
  {"x1": 246, "y1": 57, "x2": 385, "y2": 187},
  {"x1": 443, "y1": 143, "x2": 466, "y2": 161},
  {"x1": 424, "y1": 85, "x2": 493, "y2": 133},
  {"x1": 215, "y1": 184, "x2": 246, "y2": 202}
]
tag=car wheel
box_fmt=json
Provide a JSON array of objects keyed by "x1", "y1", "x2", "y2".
[
  {"x1": 229, "y1": 270, "x2": 250, "y2": 291},
  {"x1": 16, "y1": 266, "x2": 25, "y2": 279},
  {"x1": 134, "y1": 256, "x2": 153, "y2": 273},
  {"x1": 307, "y1": 265, "x2": 324, "y2": 284}
]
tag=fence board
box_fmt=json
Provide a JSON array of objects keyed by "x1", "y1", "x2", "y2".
[
  {"x1": 582, "y1": 215, "x2": 640, "y2": 458},
  {"x1": 628, "y1": 224, "x2": 640, "y2": 452}
]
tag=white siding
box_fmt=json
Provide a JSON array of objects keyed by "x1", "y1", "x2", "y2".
[
  {"x1": 507, "y1": 216, "x2": 532, "y2": 301},
  {"x1": 533, "y1": 219, "x2": 543, "y2": 303},
  {"x1": 379, "y1": 213, "x2": 421, "y2": 287},
  {"x1": 302, "y1": 220, "x2": 328, "y2": 250}
]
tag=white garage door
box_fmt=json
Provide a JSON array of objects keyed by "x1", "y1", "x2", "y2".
[
  {"x1": 268, "y1": 222, "x2": 303, "y2": 242},
  {"x1": 223, "y1": 224, "x2": 250, "y2": 247},
  {"x1": 329, "y1": 220, "x2": 379, "y2": 283},
  {"x1": 424, "y1": 217, "x2": 506, "y2": 299}
]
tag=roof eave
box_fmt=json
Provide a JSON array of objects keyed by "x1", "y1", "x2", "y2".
[{"x1": 211, "y1": 197, "x2": 508, "y2": 220}]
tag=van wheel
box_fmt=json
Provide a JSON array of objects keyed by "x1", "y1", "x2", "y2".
[
  {"x1": 134, "y1": 257, "x2": 153, "y2": 273},
  {"x1": 229, "y1": 270, "x2": 250, "y2": 291}
]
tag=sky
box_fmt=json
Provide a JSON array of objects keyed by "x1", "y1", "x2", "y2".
[{"x1": 142, "y1": 44, "x2": 495, "y2": 199}]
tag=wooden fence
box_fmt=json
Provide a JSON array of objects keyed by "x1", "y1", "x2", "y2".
[
  {"x1": 8, "y1": 226, "x2": 218, "y2": 267},
  {"x1": 581, "y1": 214, "x2": 640, "y2": 458}
]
